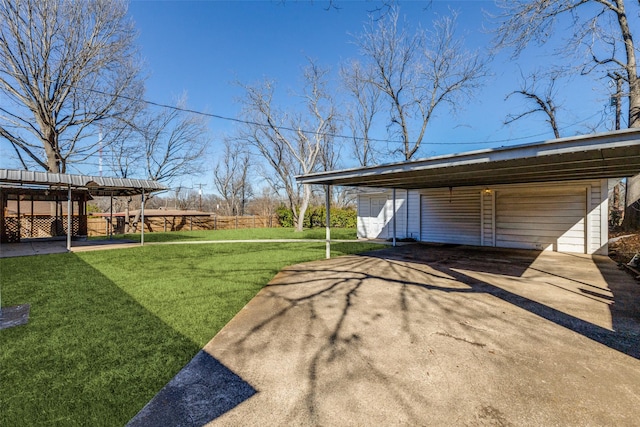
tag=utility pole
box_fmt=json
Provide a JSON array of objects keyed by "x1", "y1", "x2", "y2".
[
  {"x1": 609, "y1": 72, "x2": 623, "y2": 130},
  {"x1": 196, "y1": 183, "x2": 206, "y2": 211}
]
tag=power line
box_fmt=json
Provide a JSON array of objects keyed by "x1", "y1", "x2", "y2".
[
  {"x1": 60, "y1": 82, "x2": 603, "y2": 147},
  {"x1": 3, "y1": 72, "x2": 607, "y2": 147}
]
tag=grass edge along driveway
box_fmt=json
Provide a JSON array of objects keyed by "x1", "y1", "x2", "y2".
[{"x1": 1, "y1": 234, "x2": 383, "y2": 426}]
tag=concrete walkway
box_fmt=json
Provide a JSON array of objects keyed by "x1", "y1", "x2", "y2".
[
  {"x1": 0, "y1": 239, "x2": 140, "y2": 257},
  {"x1": 0, "y1": 238, "x2": 385, "y2": 258},
  {"x1": 129, "y1": 244, "x2": 640, "y2": 426}
]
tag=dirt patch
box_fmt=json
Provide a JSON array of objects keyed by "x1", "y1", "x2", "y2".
[{"x1": 609, "y1": 233, "x2": 640, "y2": 264}]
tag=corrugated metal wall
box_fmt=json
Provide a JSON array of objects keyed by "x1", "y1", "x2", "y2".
[
  {"x1": 420, "y1": 188, "x2": 481, "y2": 246},
  {"x1": 357, "y1": 180, "x2": 608, "y2": 254},
  {"x1": 495, "y1": 187, "x2": 586, "y2": 252}
]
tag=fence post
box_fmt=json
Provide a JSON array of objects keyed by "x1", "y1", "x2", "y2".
[
  {"x1": 16, "y1": 192, "x2": 21, "y2": 239},
  {"x1": 190, "y1": 216, "x2": 193, "y2": 231},
  {"x1": 235, "y1": 216, "x2": 238, "y2": 229},
  {"x1": 67, "y1": 185, "x2": 72, "y2": 251},
  {"x1": 30, "y1": 195, "x2": 34, "y2": 237}
]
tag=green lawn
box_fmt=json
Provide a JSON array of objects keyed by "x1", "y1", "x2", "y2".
[
  {"x1": 1, "y1": 239, "x2": 382, "y2": 426},
  {"x1": 96, "y1": 226, "x2": 358, "y2": 243}
]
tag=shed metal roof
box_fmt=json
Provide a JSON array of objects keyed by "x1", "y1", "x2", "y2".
[
  {"x1": 0, "y1": 169, "x2": 166, "y2": 196},
  {"x1": 297, "y1": 129, "x2": 640, "y2": 189}
]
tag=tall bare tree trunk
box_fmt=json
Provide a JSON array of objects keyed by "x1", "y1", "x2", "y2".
[
  {"x1": 295, "y1": 184, "x2": 312, "y2": 232},
  {"x1": 622, "y1": 176, "x2": 640, "y2": 230}
]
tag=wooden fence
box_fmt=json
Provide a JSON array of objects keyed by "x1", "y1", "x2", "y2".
[{"x1": 87, "y1": 214, "x2": 280, "y2": 236}]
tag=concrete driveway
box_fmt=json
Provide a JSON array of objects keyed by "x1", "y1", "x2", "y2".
[{"x1": 132, "y1": 244, "x2": 640, "y2": 426}]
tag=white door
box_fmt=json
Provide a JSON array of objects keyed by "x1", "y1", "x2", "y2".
[
  {"x1": 370, "y1": 197, "x2": 388, "y2": 238},
  {"x1": 495, "y1": 187, "x2": 586, "y2": 253},
  {"x1": 420, "y1": 189, "x2": 481, "y2": 245}
]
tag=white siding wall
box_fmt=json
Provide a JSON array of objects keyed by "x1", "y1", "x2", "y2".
[
  {"x1": 356, "y1": 194, "x2": 370, "y2": 239},
  {"x1": 392, "y1": 190, "x2": 408, "y2": 239},
  {"x1": 481, "y1": 190, "x2": 495, "y2": 247},
  {"x1": 406, "y1": 190, "x2": 421, "y2": 240},
  {"x1": 589, "y1": 179, "x2": 609, "y2": 255}
]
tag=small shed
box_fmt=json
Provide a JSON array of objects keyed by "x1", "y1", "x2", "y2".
[
  {"x1": 0, "y1": 169, "x2": 166, "y2": 247},
  {"x1": 297, "y1": 129, "x2": 640, "y2": 255}
]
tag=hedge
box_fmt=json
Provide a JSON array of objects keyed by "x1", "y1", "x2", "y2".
[{"x1": 276, "y1": 205, "x2": 357, "y2": 228}]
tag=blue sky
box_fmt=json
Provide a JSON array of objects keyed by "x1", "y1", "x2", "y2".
[
  {"x1": 57, "y1": 0, "x2": 627, "y2": 189},
  {"x1": 127, "y1": 1, "x2": 618, "y2": 158}
]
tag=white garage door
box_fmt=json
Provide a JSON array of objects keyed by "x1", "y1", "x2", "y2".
[
  {"x1": 420, "y1": 189, "x2": 481, "y2": 245},
  {"x1": 496, "y1": 187, "x2": 586, "y2": 253}
]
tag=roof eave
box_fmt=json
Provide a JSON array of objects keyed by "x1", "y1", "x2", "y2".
[{"x1": 297, "y1": 130, "x2": 640, "y2": 189}]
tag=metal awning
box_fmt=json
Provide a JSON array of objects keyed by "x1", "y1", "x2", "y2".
[
  {"x1": 0, "y1": 169, "x2": 166, "y2": 196},
  {"x1": 0, "y1": 169, "x2": 165, "y2": 249},
  {"x1": 297, "y1": 129, "x2": 640, "y2": 189}
]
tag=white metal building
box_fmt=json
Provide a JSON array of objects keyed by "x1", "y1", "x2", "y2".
[
  {"x1": 298, "y1": 129, "x2": 640, "y2": 255},
  {"x1": 355, "y1": 180, "x2": 607, "y2": 254}
]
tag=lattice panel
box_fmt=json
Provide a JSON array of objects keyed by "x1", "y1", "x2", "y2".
[
  {"x1": 4, "y1": 216, "x2": 82, "y2": 239},
  {"x1": 4, "y1": 217, "x2": 20, "y2": 242}
]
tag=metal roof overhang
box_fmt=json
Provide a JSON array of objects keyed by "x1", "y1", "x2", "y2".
[
  {"x1": 0, "y1": 169, "x2": 166, "y2": 196},
  {"x1": 297, "y1": 129, "x2": 640, "y2": 189}
]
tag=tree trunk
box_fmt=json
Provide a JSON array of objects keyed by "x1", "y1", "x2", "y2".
[
  {"x1": 623, "y1": 77, "x2": 640, "y2": 229},
  {"x1": 294, "y1": 184, "x2": 312, "y2": 232},
  {"x1": 622, "y1": 175, "x2": 640, "y2": 230},
  {"x1": 124, "y1": 198, "x2": 131, "y2": 233},
  {"x1": 130, "y1": 210, "x2": 141, "y2": 233},
  {"x1": 616, "y1": 1, "x2": 640, "y2": 230}
]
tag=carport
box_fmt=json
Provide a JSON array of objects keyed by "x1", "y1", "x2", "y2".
[
  {"x1": 0, "y1": 169, "x2": 166, "y2": 249},
  {"x1": 298, "y1": 129, "x2": 640, "y2": 255}
]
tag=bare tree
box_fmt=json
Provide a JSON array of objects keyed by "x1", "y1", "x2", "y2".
[
  {"x1": 103, "y1": 115, "x2": 139, "y2": 179},
  {"x1": 493, "y1": 0, "x2": 640, "y2": 228},
  {"x1": 505, "y1": 69, "x2": 564, "y2": 139},
  {"x1": 140, "y1": 101, "x2": 208, "y2": 185},
  {"x1": 341, "y1": 60, "x2": 381, "y2": 166},
  {"x1": 105, "y1": 97, "x2": 208, "y2": 186},
  {"x1": 354, "y1": 7, "x2": 487, "y2": 161},
  {"x1": 106, "y1": 96, "x2": 209, "y2": 231},
  {"x1": 214, "y1": 138, "x2": 253, "y2": 216},
  {"x1": 237, "y1": 60, "x2": 337, "y2": 231},
  {"x1": 247, "y1": 187, "x2": 280, "y2": 218},
  {"x1": 0, "y1": 0, "x2": 144, "y2": 173}
]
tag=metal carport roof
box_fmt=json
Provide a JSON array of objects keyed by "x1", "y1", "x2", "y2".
[
  {"x1": 297, "y1": 129, "x2": 640, "y2": 189},
  {"x1": 0, "y1": 169, "x2": 166, "y2": 196},
  {"x1": 0, "y1": 169, "x2": 166, "y2": 249}
]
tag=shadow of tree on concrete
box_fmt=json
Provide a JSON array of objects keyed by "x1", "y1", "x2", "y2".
[{"x1": 208, "y1": 244, "x2": 640, "y2": 425}]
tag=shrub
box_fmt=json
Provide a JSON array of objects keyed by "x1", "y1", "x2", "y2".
[
  {"x1": 278, "y1": 205, "x2": 357, "y2": 229},
  {"x1": 276, "y1": 205, "x2": 294, "y2": 228}
]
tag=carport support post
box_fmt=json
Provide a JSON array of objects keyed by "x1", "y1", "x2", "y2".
[
  {"x1": 325, "y1": 185, "x2": 331, "y2": 259},
  {"x1": 67, "y1": 185, "x2": 72, "y2": 251},
  {"x1": 109, "y1": 192, "x2": 113, "y2": 240},
  {"x1": 141, "y1": 191, "x2": 145, "y2": 246},
  {"x1": 392, "y1": 188, "x2": 397, "y2": 247}
]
